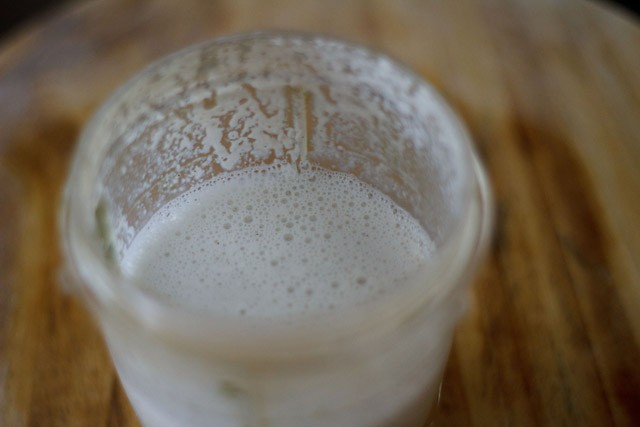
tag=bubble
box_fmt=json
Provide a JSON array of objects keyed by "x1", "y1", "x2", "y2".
[{"x1": 122, "y1": 162, "x2": 435, "y2": 319}]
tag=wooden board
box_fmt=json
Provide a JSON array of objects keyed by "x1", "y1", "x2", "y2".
[{"x1": 1, "y1": 0, "x2": 639, "y2": 425}]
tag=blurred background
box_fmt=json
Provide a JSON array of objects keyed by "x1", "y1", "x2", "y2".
[{"x1": 0, "y1": 0, "x2": 638, "y2": 38}]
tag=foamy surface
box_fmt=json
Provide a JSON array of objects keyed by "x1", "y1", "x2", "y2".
[{"x1": 121, "y1": 165, "x2": 434, "y2": 319}]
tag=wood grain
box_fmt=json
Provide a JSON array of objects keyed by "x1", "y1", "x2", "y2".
[{"x1": 1, "y1": 0, "x2": 638, "y2": 425}]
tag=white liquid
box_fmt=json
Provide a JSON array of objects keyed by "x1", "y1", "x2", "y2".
[
  {"x1": 122, "y1": 165, "x2": 434, "y2": 319},
  {"x1": 115, "y1": 165, "x2": 447, "y2": 427}
]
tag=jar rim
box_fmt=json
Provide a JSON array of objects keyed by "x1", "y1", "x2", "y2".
[{"x1": 60, "y1": 31, "x2": 492, "y2": 360}]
